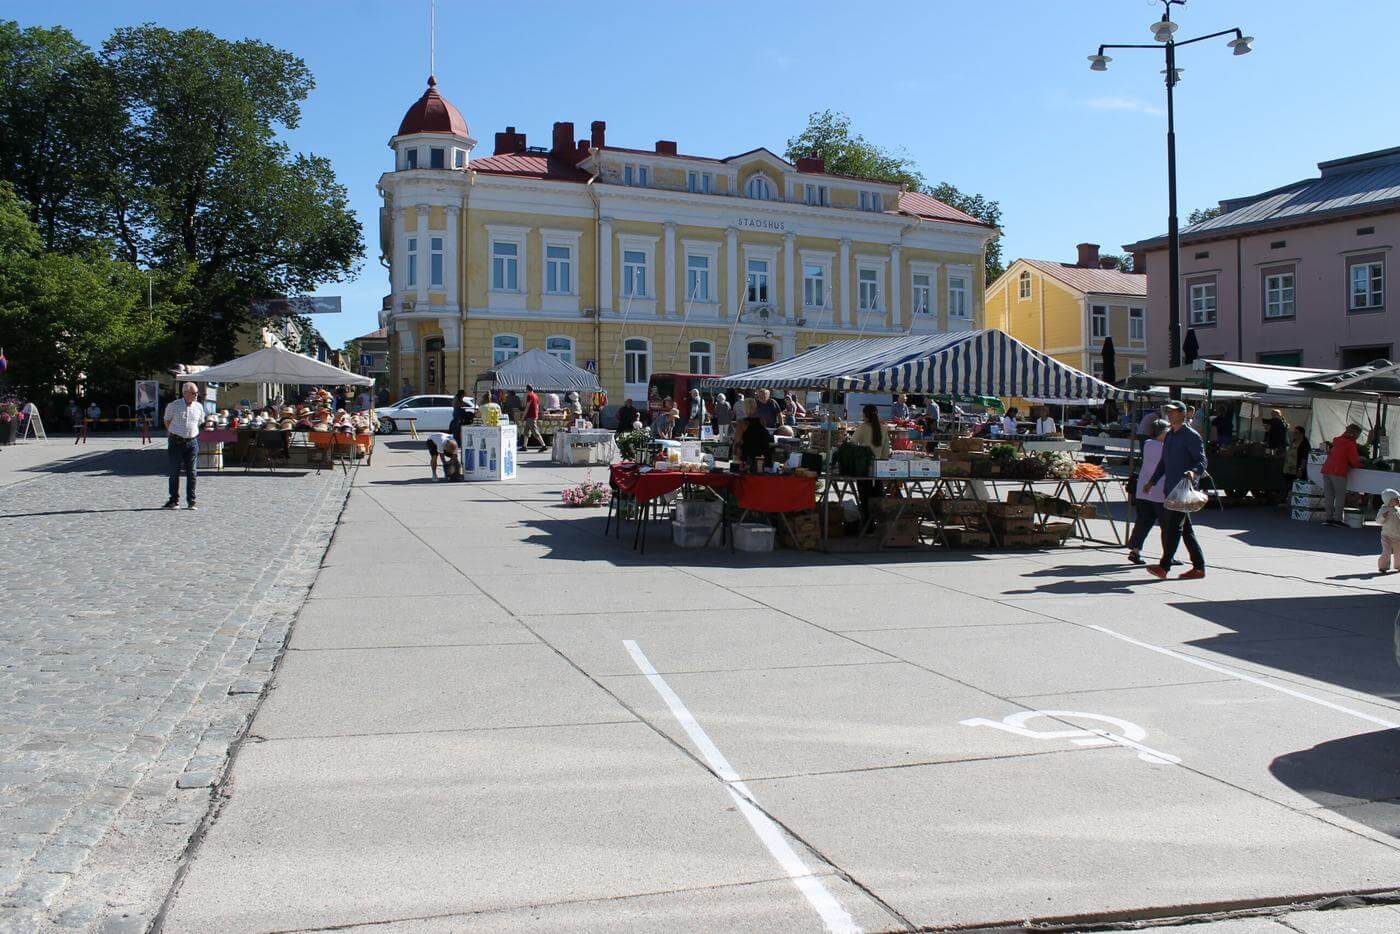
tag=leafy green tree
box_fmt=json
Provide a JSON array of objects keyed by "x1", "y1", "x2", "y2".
[
  {"x1": 1103, "y1": 253, "x2": 1134, "y2": 272},
  {"x1": 785, "y1": 110, "x2": 1004, "y2": 285},
  {"x1": 1187, "y1": 206, "x2": 1223, "y2": 225}
]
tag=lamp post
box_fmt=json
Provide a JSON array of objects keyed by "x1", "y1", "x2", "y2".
[{"x1": 1090, "y1": 0, "x2": 1252, "y2": 370}]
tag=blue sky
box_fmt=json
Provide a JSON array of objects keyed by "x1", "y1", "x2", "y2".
[{"x1": 19, "y1": 1, "x2": 1400, "y2": 347}]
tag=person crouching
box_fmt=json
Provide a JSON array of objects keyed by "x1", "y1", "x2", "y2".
[{"x1": 426, "y1": 432, "x2": 462, "y2": 481}]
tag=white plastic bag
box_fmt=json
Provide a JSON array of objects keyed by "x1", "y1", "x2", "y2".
[{"x1": 1165, "y1": 476, "x2": 1208, "y2": 513}]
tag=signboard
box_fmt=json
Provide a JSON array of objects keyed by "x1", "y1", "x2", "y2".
[
  {"x1": 250, "y1": 296, "x2": 342, "y2": 316},
  {"x1": 135, "y1": 380, "x2": 159, "y2": 424},
  {"x1": 736, "y1": 218, "x2": 787, "y2": 232},
  {"x1": 584, "y1": 359, "x2": 597, "y2": 374}
]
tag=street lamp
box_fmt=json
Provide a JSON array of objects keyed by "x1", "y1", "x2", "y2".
[{"x1": 1091, "y1": 0, "x2": 1252, "y2": 370}]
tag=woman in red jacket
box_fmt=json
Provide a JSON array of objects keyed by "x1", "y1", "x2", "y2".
[{"x1": 1321, "y1": 423, "x2": 1363, "y2": 526}]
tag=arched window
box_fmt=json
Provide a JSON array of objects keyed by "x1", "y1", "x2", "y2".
[
  {"x1": 492, "y1": 334, "x2": 521, "y2": 366},
  {"x1": 545, "y1": 335, "x2": 575, "y2": 365},
  {"x1": 624, "y1": 337, "x2": 650, "y2": 389},
  {"x1": 745, "y1": 174, "x2": 773, "y2": 201},
  {"x1": 747, "y1": 341, "x2": 775, "y2": 368},
  {"x1": 1018, "y1": 269, "x2": 1031, "y2": 300},
  {"x1": 688, "y1": 340, "x2": 714, "y2": 374}
]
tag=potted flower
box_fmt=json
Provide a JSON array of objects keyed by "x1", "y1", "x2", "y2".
[{"x1": 562, "y1": 475, "x2": 612, "y2": 507}]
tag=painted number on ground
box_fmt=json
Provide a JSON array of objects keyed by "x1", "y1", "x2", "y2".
[{"x1": 960, "y1": 710, "x2": 1181, "y2": 766}]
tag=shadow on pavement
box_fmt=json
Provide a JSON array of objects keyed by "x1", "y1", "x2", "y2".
[
  {"x1": 1270, "y1": 731, "x2": 1400, "y2": 839},
  {"x1": 1192, "y1": 506, "x2": 1378, "y2": 557}
]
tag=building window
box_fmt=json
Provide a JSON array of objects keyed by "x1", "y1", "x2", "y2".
[
  {"x1": 1129, "y1": 307, "x2": 1145, "y2": 343},
  {"x1": 429, "y1": 147, "x2": 445, "y2": 169},
  {"x1": 688, "y1": 340, "x2": 713, "y2": 374},
  {"x1": 453, "y1": 149, "x2": 465, "y2": 168},
  {"x1": 1018, "y1": 270, "x2": 1031, "y2": 300},
  {"x1": 746, "y1": 175, "x2": 773, "y2": 200},
  {"x1": 545, "y1": 336, "x2": 574, "y2": 365},
  {"x1": 1188, "y1": 280, "x2": 1217, "y2": 325},
  {"x1": 687, "y1": 171, "x2": 713, "y2": 193},
  {"x1": 858, "y1": 267, "x2": 880, "y2": 311},
  {"x1": 406, "y1": 236, "x2": 418, "y2": 287},
  {"x1": 1264, "y1": 269, "x2": 1295, "y2": 318},
  {"x1": 859, "y1": 191, "x2": 883, "y2": 212},
  {"x1": 624, "y1": 338, "x2": 650, "y2": 386},
  {"x1": 622, "y1": 249, "x2": 648, "y2": 298},
  {"x1": 804, "y1": 183, "x2": 828, "y2": 206},
  {"x1": 686, "y1": 254, "x2": 711, "y2": 302},
  {"x1": 911, "y1": 273, "x2": 932, "y2": 315},
  {"x1": 492, "y1": 334, "x2": 521, "y2": 366},
  {"x1": 803, "y1": 264, "x2": 826, "y2": 309},
  {"x1": 545, "y1": 245, "x2": 572, "y2": 294},
  {"x1": 1129, "y1": 361, "x2": 1148, "y2": 376},
  {"x1": 1258, "y1": 351, "x2": 1303, "y2": 367},
  {"x1": 429, "y1": 237, "x2": 444, "y2": 287},
  {"x1": 1091, "y1": 359, "x2": 1105, "y2": 380},
  {"x1": 1349, "y1": 257, "x2": 1385, "y2": 310},
  {"x1": 746, "y1": 258, "x2": 770, "y2": 305},
  {"x1": 491, "y1": 241, "x2": 519, "y2": 291},
  {"x1": 948, "y1": 275, "x2": 969, "y2": 319},
  {"x1": 405, "y1": 148, "x2": 418, "y2": 169},
  {"x1": 1091, "y1": 305, "x2": 1108, "y2": 340},
  {"x1": 623, "y1": 164, "x2": 650, "y2": 187}
]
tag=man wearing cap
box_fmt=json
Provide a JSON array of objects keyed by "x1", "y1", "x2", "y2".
[
  {"x1": 163, "y1": 382, "x2": 204, "y2": 510},
  {"x1": 1143, "y1": 401, "x2": 1208, "y2": 579}
]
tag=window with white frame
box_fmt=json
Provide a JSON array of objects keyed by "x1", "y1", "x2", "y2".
[
  {"x1": 492, "y1": 334, "x2": 521, "y2": 366},
  {"x1": 1018, "y1": 269, "x2": 1031, "y2": 300},
  {"x1": 686, "y1": 171, "x2": 713, "y2": 193},
  {"x1": 1129, "y1": 307, "x2": 1145, "y2": 343},
  {"x1": 803, "y1": 264, "x2": 826, "y2": 309},
  {"x1": 746, "y1": 258, "x2": 771, "y2": 305},
  {"x1": 491, "y1": 240, "x2": 519, "y2": 291},
  {"x1": 406, "y1": 236, "x2": 418, "y2": 288},
  {"x1": 912, "y1": 273, "x2": 932, "y2": 315},
  {"x1": 859, "y1": 191, "x2": 883, "y2": 212},
  {"x1": 1091, "y1": 359, "x2": 1105, "y2": 380},
  {"x1": 686, "y1": 254, "x2": 711, "y2": 302},
  {"x1": 1264, "y1": 269, "x2": 1295, "y2": 318},
  {"x1": 1349, "y1": 257, "x2": 1384, "y2": 310},
  {"x1": 1130, "y1": 361, "x2": 1148, "y2": 376},
  {"x1": 948, "y1": 274, "x2": 969, "y2": 319},
  {"x1": 745, "y1": 174, "x2": 773, "y2": 200},
  {"x1": 804, "y1": 183, "x2": 828, "y2": 206},
  {"x1": 858, "y1": 267, "x2": 880, "y2": 311},
  {"x1": 1091, "y1": 305, "x2": 1108, "y2": 340},
  {"x1": 1189, "y1": 279, "x2": 1217, "y2": 324},
  {"x1": 623, "y1": 164, "x2": 650, "y2": 187},
  {"x1": 622, "y1": 249, "x2": 648, "y2": 298},
  {"x1": 429, "y1": 237, "x2": 444, "y2": 287},
  {"x1": 688, "y1": 340, "x2": 713, "y2": 374},
  {"x1": 453, "y1": 149, "x2": 466, "y2": 168},
  {"x1": 545, "y1": 244, "x2": 572, "y2": 294},
  {"x1": 624, "y1": 338, "x2": 650, "y2": 386},
  {"x1": 545, "y1": 336, "x2": 574, "y2": 365}
]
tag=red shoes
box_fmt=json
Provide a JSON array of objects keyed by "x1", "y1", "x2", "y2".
[
  {"x1": 1178, "y1": 568, "x2": 1206, "y2": 580},
  {"x1": 1146, "y1": 566, "x2": 1168, "y2": 580}
]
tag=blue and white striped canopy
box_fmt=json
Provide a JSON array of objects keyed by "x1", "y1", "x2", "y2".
[{"x1": 701, "y1": 330, "x2": 1133, "y2": 400}]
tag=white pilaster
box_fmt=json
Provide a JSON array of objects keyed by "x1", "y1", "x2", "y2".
[
  {"x1": 443, "y1": 204, "x2": 460, "y2": 309},
  {"x1": 889, "y1": 244, "x2": 902, "y2": 330},
  {"x1": 438, "y1": 316, "x2": 460, "y2": 351},
  {"x1": 391, "y1": 207, "x2": 407, "y2": 302},
  {"x1": 839, "y1": 238, "x2": 852, "y2": 329},
  {"x1": 783, "y1": 232, "x2": 796, "y2": 322},
  {"x1": 663, "y1": 222, "x2": 677, "y2": 316},
  {"x1": 415, "y1": 206, "x2": 429, "y2": 305},
  {"x1": 598, "y1": 216, "x2": 614, "y2": 313},
  {"x1": 725, "y1": 227, "x2": 739, "y2": 320},
  {"x1": 395, "y1": 319, "x2": 416, "y2": 355}
]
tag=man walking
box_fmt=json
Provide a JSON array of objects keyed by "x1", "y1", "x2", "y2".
[
  {"x1": 519, "y1": 384, "x2": 546, "y2": 452},
  {"x1": 1126, "y1": 419, "x2": 1170, "y2": 564},
  {"x1": 1321, "y1": 423, "x2": 1363, "y2": 526},
  {"x1": 163, "y1": 382, "x2": 203, "y2": 510},
  {"x1": 1143, "y1": 401, "x2": 1207, "y2": 579}
]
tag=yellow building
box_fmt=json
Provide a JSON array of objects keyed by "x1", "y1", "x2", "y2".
[
  {"x1": 376, "y1": 78, "x2": 998, "y2": 404},
  {"x1": 985, "y1": 243, "x2": 1148, "y2": 382}
]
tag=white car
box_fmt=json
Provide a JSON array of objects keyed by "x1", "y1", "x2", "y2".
[{"x1": 377, "y1": 395, "x2": 474, "y2": 434}]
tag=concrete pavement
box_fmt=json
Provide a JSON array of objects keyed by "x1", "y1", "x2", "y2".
[{"x1": 155, "y1": 436, "x2": 1400, "y2": 932}]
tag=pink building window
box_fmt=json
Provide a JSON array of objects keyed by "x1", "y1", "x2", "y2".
[
  {"x1": 1187, "y1": 277, "x2": 1217, "y2": 326},
  {"x1": 1262, "y1": 266, "x2": 1296, "y2": 319},
  {"x1": 1348, "y1": 254, "x2": 1385, "y2": 312}
]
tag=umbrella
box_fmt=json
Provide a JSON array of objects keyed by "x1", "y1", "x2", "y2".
[
  {"x1": 1101, "y1": 337, "x2": 1118, "y2": 421},
  {"x1": 1183, "y1": 329, "x2": 1200, "y2": 365}
]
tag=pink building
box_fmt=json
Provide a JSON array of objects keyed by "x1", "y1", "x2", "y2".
[{"x1": 1125, "y1": 147, "x2": 1400, "y2": 370}]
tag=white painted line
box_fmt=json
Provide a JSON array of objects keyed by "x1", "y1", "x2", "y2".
[
  {"x1": 1086, "y1": 624, "x2": 1400, "y2": 730},
  {"x1": 961, "y1": 709, "x2": 1181, "y2": 766},
  {"x1": 623, "y1": 640, "x2": 861, "y2": 934}
]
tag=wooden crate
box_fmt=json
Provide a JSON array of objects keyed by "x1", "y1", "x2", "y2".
[
  {"x1": 1000, "y1": 533, "x2": 1037, "y2": 548},
  {"x1": 948, "y1": 437, "x2": 985, "y2": 454},
  {"x1": 936, "y1": 498, "x2": 985, "y2": 517},
  {"x1": 940, "y1": 459, "x2": 972, "y2": 477},
  {"x1": 943, "y1": 528, "x2": 993, "y2": 548},
  {"x1": 986, "y1": 502, "x2": 1035, "y2": 519},
  {"x1": 989, "y1": 516, "x2": 1036, "y2": 535}
]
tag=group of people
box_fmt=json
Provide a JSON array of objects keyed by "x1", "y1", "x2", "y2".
[{"x1": 1127, "y1": 401, "x2": 1208, "y2": 579}]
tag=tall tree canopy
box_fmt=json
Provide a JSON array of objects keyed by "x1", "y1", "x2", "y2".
[
  {"x1": 785, "y1": 110, "x2": 1004, "y2": 284},
  {"x1": 0, "y1": 20, "x2": 362, "y2": 364}
]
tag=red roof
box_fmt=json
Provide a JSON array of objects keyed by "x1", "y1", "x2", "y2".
[
  {"x1": 355, "y1": 327, "x2": 388, "y2": 341},
  {"x1": 468, "y1": 152, "x2": 589, "y2": 182},
  {"x1": 1021, "y1": 258, "x2": 1146, "y2": 296},
  {"x1": 897, "y1": 191, "x2": 993, "y2": 227},
  {"x1": 397, "y1": 76, "x2": 469, "y2": 137}
]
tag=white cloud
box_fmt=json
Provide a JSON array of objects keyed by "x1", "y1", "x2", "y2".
[{"x1": 1084, "y1": 96, "x2": 1164, "y2": 117}]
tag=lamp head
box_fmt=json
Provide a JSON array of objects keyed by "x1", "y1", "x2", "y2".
[
  {"x1": 1151, "y1": 19, "x2": 1178, "y2": 42},
  {"x1": 1088, "y1": 53, "x2": 1111, "y2": 72},
  {"x1": 1228, "y1": 35, "x2": 1254, "y2": 55}
]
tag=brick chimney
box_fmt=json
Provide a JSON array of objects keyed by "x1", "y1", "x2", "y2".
[
  {"x1": 655, "y1": 140, "x2": 677, "y2": 155},
  {"x1": 1099, "y1": 257, "x2": 1119, "y2": 270},
  {"x1": 796, "y1": 156, "x2": 825, "y2": 174},
  {"x1": 551, "y1": 121, "x2": 575, "y2": 156},
  {"x1": 493, "y1": 126, "x2": 527, "y2": 156},
  {"x1": 590, "y1": 120, "x2": 606, "y2": 148},
  {"x1": 1076, "y1": 242, "x2": 1101, "y2": 268},
  {"x1": 575, "y1": 139, "x2": 591, "y2": 161}
]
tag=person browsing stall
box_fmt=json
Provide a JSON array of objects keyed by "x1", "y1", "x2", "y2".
[
  {"x1": 733, "y1": 398, "x2": 773, "y2": 470},
  {"x1": 425, "y1": 432, "x2": 462, "y2": 481},
  {"x1": 851, "y1": 404, "x2": 891, "y2": 522},
  {"x1": 753, "y1": 389, "x2": 782, "y2": 429},
  {"x1": 1126, "y1": 419, "x2": 1170, "y2": 564},
  {"x1": 1320, "y1": 423, "x2": 1363, "y2": 526},
  {"x1": 1144, "y1": 401, "x2": 1208, "y2": 579},
  {"x1": 1283, "y1": 425, "x2": 1311, "y2": 484},
  {"x1": 162, "y1": 382, "x2": 203, "y2": 510}
]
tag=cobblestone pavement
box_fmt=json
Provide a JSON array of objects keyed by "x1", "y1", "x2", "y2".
[{"x1": 0, "y1": 447, "x2": 350, "y2": 931}]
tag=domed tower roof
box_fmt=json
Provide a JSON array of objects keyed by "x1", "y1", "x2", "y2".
[{"x1": 396, "y1": 76, "x2": 469, "y2": 137}]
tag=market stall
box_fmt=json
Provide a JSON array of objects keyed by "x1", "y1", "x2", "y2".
[{"x1": 473, "y1": 349, "x2": 602, "y2": 453}]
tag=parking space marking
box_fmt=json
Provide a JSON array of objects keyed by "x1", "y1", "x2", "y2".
[
  {"x1": 1087, "y1": 624, "x2": 1400, "y2": 730},
  {"x1": 961, "y1": 710, "x2": 1181, "y2": 765},
  {"x1": 623, "y1": 639, "x2": 861, "y2": 934}
]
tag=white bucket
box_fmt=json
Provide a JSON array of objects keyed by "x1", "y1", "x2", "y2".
[
  {"x1": 1344, "y1": 509, "x2": 1365, "y2": 529},
  {"x1": 734, "y1": 522, "x2": 775, "y2": 552},
  {"x1": 672, "y1": 523, "x2": 715, "y2": 549}
]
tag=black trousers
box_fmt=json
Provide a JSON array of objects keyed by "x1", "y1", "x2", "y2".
[
  {"x1": 167, "y1": 436, "x2": 197, "y2": 504},
  {"x1": 1127, "y1": 499, "x2": 1163, "y2": 552},
  {"x1": 1158, "y1": 509, "x2": 1205, "y2": 571}
]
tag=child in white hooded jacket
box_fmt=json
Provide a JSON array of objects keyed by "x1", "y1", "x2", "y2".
[{"x1": 1377, "y1": 488, "x2": 1400, "y2": 573}]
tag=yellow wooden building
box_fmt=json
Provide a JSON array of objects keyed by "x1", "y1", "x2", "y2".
[
  {"x1": 985, "y1": 243, "x2": 1148, "y2": 381},
  {"x1": 376, "y1": 77, "x2": 999, "y2": 404}
]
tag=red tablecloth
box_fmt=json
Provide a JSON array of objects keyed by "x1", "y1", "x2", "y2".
[
  {"x1": 610, "y1": 465, "x2": 733, "y2": 503},
  {"x1": 732, "y1": 474, "x2": 817, "y2": 513}
]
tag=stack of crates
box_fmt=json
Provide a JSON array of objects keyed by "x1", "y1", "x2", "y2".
[{"x1": 1290, "y1": 479, "x2": 1325, "y2": 522}]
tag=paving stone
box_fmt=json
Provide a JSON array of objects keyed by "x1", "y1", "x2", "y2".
[{"x1": 175, "y1": 772, "x2": 216, "y2": 790}]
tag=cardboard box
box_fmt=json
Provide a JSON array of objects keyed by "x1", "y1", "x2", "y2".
[
  {"x1": 1291, "y1": 507, "x2": 1325, "y2": 522},
  {"x1": 1042, "y1": 521, "x2": 1075, "y2": 541},
  {"x1": 986, "y1": 502, "x2": 1035, "y2": 520},
  {"x1": 937, "y1": 498, "x2": 984, "y2": 516},
  {"x1": 942, "y1": 528, "x2": 992, "y2": 548},
  {"x1": 872, "y1": 459, "x2": 909, "y2": 478},
  {"x1": 989, "y1": 516, "x2": 1036, "y2": 535},
  {"x1": 1000, "y1": 533, "x2": 1036, "y2": 548},
  {"x1": 905, "y1": 459, "x2": 940, "y2": 477},
  {"x1": 949, "y1": 437, "x2": 985, "y2": 455},
  {"x1": 940, "y1": 458, "x2": 972, "y2": 477},
  {"x1": 882, "y1": 517, "x2": 922, "y2": 547}
]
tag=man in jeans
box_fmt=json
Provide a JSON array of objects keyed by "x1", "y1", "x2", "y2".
[
  {"x1": 163, "y1": 382, "x2": 204, "y2": 510},
  {"x1": 1321, "y1": 423, "x2": 1363, "y2": 526},
  {"x1": 1144, "y1": 401, "x2": 1207, "y2": 579},
  {"x1": 519, "y1": 384, "x2": 546, "y2": 452},
  {"x1": 1126, "y1": 419, "x2": 1170, "y2": 564}
]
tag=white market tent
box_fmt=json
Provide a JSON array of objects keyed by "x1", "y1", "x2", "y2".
[
  {"x1": 474, "y1": 348, "x2": 601, "y2": 393},
  {"x1": 702, "y1": 330, "x2": 1133, "y2": 400},
  {"x1": 183, "y1": 346, "x2": 373, "y2": 387}
]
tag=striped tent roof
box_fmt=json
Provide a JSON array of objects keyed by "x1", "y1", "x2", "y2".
[
  {"x1": 701, "y1": 330, "x2": 1133, "y2": 400},
  {"x1": 473, "y1": 348, "x2": 601, "y2": 393}
]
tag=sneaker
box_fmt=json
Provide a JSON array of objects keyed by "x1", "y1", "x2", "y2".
[
  {"x1": 1146, "y1": 566, "x2": 1168, "y2": 580},
  {"x1": 1178, "y1": 568, "x2": 1206, "y2": 580},
  {"x1": 186, "y1": 503, "x2": 198, "y2": 511},
  {"x1": 162, "y1": 500, "x2": 178, "y2": 509},
  {"x1": 1127, "y1": 551, "x2": 1144, "y2": 565}
]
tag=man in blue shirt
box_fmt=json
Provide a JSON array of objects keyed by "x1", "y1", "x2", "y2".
[{"x1": 1144, "y1": 401, "x2": 1208, "y2": 579}]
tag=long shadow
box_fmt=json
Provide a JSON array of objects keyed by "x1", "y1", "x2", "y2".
[
  {"x1": 1270, "y1": 731, "x2": 1400, "y2": 840},
  {"x1": 0, "y1": 507, "x2": 168, "y2": 519}
]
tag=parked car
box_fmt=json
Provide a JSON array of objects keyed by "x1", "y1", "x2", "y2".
[{"x1": 376, "y1": 395, "x2": 473, "y2": 433}]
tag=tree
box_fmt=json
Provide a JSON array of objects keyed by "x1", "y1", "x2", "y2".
[
  {"x1": 785, "y1": 110, "x2": 1004, "y2": 285},
  {"x1": 1187, "y1": 205, "x2": 1223, "y2": 225},
  {"x1": 1103, "y1": 253, "x2": 1134, "y2": 272}
]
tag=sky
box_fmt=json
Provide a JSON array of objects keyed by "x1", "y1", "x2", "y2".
[{"x1": 16, "y1": 0, "x2": 1400, "y2": 347}]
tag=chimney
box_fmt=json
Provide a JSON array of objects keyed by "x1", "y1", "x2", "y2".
[
  {"x1": 1132, "y1": 251, "x2": 1147, "y2": 274},
  {"x1": 493, "y1": 126, "x2": 527, "y2": 156},
  {"x1": 590, "y1": 120, "x2": 606, "y2": 148},
  {"x1": 551, "y1": 121, "x2": 575, "y2": 156},
  {"x1": 575, "y1": 139, "x2": 591, "y2": 161},
  {"x1": 796, "y1": 156, "x2": 825, "y2": 174},
  {"x1": 1099, "y1": 257, "x2": 1119, "y2": 270},
  {"x1": 655, "y1": 140, "x2": 677, "y2": 155},
  {"x1": 1075, "y1": 242, "x2": 1100, "y2": 268}
]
